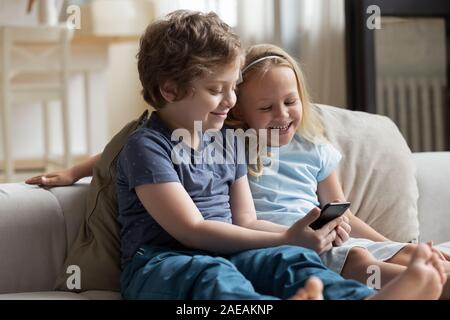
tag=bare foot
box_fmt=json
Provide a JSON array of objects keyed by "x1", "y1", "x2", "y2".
[
  {"x1": 290, "y1": 277, "x2": 324, "y2": 300},
  {"x1": 369, "y1": 244, "x2": 445, "y2": 300}
]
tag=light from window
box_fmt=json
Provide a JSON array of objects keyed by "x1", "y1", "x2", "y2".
[{"x1": 177, "y1": 0, "x2": 237, "y2": 27}]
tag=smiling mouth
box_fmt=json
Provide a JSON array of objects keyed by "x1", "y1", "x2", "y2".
[
  {"x1": 268, "y1": 122, "x2": 292, "y2": 132},
  {"x1": 211, "y1": 112, "x2": 228, "y2": 117}
]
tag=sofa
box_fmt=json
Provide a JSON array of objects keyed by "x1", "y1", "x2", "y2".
[
  {"x1": 0, "y1": 177, "x2": 121, "y2": 299},
  {"x1": 1, "y1": 106, "x2": 449, "y2": 300}
]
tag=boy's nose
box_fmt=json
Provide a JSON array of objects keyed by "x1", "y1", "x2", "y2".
[{"x1": 221, "y1": 91, "x2": 237, "y2": 109}]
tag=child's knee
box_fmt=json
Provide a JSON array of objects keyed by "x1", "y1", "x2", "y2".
[
  {"x1": 387, "y1": 243, "x2": 418, "y2": 264},
  {"x1": 346, "y1": 247, "x2": 375, "y2": 264},
  {"x1": 399, "y1": 243, "x2": 418, "y2": 256}
]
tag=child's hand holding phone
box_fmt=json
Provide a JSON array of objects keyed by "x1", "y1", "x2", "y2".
[
  {"x1": 309, "y1": 201, "x2": 352, "y2": 247},
  {"x1": 284, "y1": 203, "x2": 352, "y2": 253},
  {"x1": 284, "y1": 207, "x2": 342, "y2": 254},
  {"x1": 309, "y1": 202, "x2": 351, "y2": 230},
  {"x1": 333, "y1": 214, "x2": 351, "y2": 246}
]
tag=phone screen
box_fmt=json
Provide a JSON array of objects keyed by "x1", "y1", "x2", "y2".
[{"x1": 309, "y1": 202, "x2": 351, "y2": 230}]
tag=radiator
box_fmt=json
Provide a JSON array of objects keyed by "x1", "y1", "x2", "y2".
[{"x1": 376, "y1": 76, "x2": 447, "y2": 152}]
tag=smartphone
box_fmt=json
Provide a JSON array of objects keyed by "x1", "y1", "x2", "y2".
[{"x1": 309, "y1": 201, "x2": 351, "y2": 230}]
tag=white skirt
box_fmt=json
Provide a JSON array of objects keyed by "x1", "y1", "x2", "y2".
[{"x1": 320, "y1": 237, "x2": 409, "y2": 274}]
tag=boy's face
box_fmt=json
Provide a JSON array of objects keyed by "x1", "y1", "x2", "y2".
[
  {"x1": 169, "y1": 58, "x2": 242, "y2": 132},
  {"x1": 234, "y1": 66, "x2": 302, "y2": 147}
]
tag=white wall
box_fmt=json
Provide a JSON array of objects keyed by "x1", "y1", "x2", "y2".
[
  {"x1": 106, "y1": 42, "x2": 148, "y2": 139},
  {"x1": 1, "y1": 73, "x2": 108, "y2": 159},
  {"x1": 0, "y1": 0, "x2": 149, "y2": 162}
]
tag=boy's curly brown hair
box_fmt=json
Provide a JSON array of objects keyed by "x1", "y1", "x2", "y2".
[{"x1": 137, "y1": 10, "x2": 242, "y2": 109}]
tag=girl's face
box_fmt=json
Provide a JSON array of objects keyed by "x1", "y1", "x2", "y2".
[{"x1": 236, "y1": 65, "x2": 302, "y2": 147}]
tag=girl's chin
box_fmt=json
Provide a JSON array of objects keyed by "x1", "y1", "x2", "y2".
[{"x1": 267, "y1": 131, "x2": 295, "y2": 147}]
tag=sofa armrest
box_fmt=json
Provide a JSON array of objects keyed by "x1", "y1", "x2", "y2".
[
  {"x1": 0, "y1": 183, "x2": 66, "y2": 293},
  {"x1": 412, "y1": 152, "x2": 450, "y2": 244},
  {"x1": 0, "y1": 179, "x2": 90, "y2": 294}
]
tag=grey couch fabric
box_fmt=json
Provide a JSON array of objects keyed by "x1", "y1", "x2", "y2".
[
  {"x1": 0, "y1": 182, "x2": 68, "y2": 294},
  {"x1": 0, "y1": 178, "x2": 120, "y2": 299},
  {"x1": 413, "y1": 152, "x2": 450, "y2": 245}
]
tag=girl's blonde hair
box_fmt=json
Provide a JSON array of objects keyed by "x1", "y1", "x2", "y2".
[{"x1": 225, "y1": 44, "x2": 327, "y2": 176}]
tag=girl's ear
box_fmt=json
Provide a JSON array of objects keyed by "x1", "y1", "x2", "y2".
[{"x1": 160, "y1": 81, "x2": 178, "y2": 103}]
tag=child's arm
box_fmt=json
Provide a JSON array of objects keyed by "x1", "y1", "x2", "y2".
[
  {"x1": 229, "y1": 176, "x2": 288, "y2": 233},
  {"x1": 229, "y1": 176, "x2": 342, "y2": 254},
  {"x1": 25, "y1": 153, "x2": 101, "y2": 186},
  {"x1": 317, "y1": 170, "x2": 389, "y2": 242},
  {"x1": 135, "y1": 177, "x2": 342, "y2": 255},
  {"x1": 137, "y1": 181, "x2": 283, "y2": 253}
]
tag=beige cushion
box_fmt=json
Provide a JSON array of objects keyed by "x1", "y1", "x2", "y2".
[
  {"x1": 54, "y1": 111, "x2": 149, "y2": 292},
  {"x1": 48, "y1": 178, "x2": 90, "y2": 251},
  {"x1": 316, "y1": 104, "x2": 419, "y2": 242}
]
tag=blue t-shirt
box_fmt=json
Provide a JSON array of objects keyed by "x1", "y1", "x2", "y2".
[
  {"x1": 248, "y1": 134, "x2": 342, "y2": 226},
  {"x1": 117, "y1": 112, "x2": 247, "y2": 265}
]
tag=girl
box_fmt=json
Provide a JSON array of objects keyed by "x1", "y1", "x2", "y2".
[{"x1": 225, "y1": 43, "x2": 450, "y2": 297}]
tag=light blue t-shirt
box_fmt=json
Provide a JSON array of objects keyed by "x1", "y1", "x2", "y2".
[{"x1": 248, "y1": 134, "x2": 342, "y2": 226}]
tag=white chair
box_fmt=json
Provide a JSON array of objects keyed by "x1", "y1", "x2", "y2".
[{"x1": 0, "y1": 25, "x2": 74, "y2": 182}]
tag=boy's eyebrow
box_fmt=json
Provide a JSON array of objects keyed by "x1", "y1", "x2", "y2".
[{"x1": 208, "y1": 80, "x2": 239, "y2": 84}]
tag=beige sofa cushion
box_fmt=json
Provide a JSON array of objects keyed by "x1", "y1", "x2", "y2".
[
  {"x1": 54, "y1": 111, "x2": 149, "y2": 292},
  {"x1": 316, "y1": 104, "x2": 419, "y2": 242}
]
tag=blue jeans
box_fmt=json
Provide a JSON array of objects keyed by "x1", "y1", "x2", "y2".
[{"x1": 120, "y1": 245, "x2": 374, "y2": 300}]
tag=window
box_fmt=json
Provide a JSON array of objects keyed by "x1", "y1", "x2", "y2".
[{"x1": 176, "y1": 0, "x2": 237, "y2": 27}]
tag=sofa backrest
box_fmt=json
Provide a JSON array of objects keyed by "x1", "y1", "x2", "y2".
[
  {"x1": 413, "y1": 152, "x2": 450, "y2": 244},
  {"x1": 316, "y1": 104, "x2": 419, "y2": 243},
  {"x1": 0, "y1": 179, "x2": 90, "y2": 294}
]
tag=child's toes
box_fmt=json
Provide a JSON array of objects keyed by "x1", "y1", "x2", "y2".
[
  {"x1": 305, "y1": 277, "x2": 324, "y2": 300},
  {"x1": 430, "y1": 253, "x2": 447, "y2": 284},
  {"x1": 289, "y1": 289, "x2": 308, "y2": 300},
  {"x1": 410, "y1": 243, "x2": 432, "y2": 266}
]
